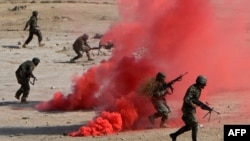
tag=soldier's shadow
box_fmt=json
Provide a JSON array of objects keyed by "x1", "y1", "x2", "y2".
[
  {"x1": 2, "y1": 45, "x2": 20, "y2": 49},
  {"x1": 53, "y1": 60, "x2": 73, "y2": 64},
  {"x1": 0, "y1": 100, "x2": 40, "y2": 110},
  {"x1": 53, "y1": 60, "x2": 94, "y2": 65}
]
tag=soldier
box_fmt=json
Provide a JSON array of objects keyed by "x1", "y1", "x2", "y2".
[
  {"x1": 15, "y1": 57, "x2": 40, "y2": 103},
  {"x1": 148, "y1": 72, "x2": 173, "y2": 128},
  {"x1": 169, "y1": 75, "x2": 208, "y2": 141},
  {"x1": 70, "y1": 34, "x2": 93, "y2": 63},
  {"x1": 22, "y1": 11, "x2": 44, "y2": 48}
]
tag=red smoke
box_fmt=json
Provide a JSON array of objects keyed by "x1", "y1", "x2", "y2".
[
  {"x1": 68, "y1": 111, "x2": 122, "y2": 136},
  {"x1": 36, "y1": 0, "x2": 250, "y2": 136}
]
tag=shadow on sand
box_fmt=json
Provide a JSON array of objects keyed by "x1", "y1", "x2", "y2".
[
  {"x1": 0, "y1": 100, "x2": 89, "y2": 136},
  {"x1": 0, "y1": 124, "x2": 84, "y2": 136},
  {"x1": 0, "y1": 100, "x2": 40, "y2": 107},
  {"x1": 2, "y1": 45, "x2": 20, "y2": 49}
]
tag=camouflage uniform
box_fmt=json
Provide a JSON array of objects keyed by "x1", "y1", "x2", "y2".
[
  {"x1": 148, "y1": 72, "x2": 172, "y2": 128},
  {"x1": 23, "y1": 11, "x2": 44, "y2": 47},
  {"x1": 15, "y1": 58, "x2": 39, "y2": 103},
  {"x1": 170, "y1": 75, "x2": 207, "y2": 141},
  {"x1": 70, "y1": 34, "x2": 93, "y2": 62}
]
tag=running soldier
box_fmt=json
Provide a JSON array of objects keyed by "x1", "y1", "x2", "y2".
[
  {"x1": 22, "y1": 11, "x2": 44, "y2": 48},
  {"x1": 70, "y1": 34, "x2": 93, "y2": 62},
  {"x1": 169, "y1": 75, "x2": 208, "y2": 141},
  {"x1": 15, "y1": 57, "x2": 40, "y2": 103},
  {"x1": 148, "y1": 72, "x2": 173, "y2": 128}
]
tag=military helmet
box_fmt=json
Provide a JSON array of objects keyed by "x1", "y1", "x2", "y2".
[
  {"x1": 196, "y1": 75, "x2": 207, "y2": 86},
  {"x1": 156, "y1": 72, "x2": 166, "y2": 80},
  {"x1": 82, "y1": 34, "x2": 89, "y2": 40},
  {"x1": 32, "y1": 11, "x2": 38, "y2": 16},
  {"x1": 32, "y1": 57, "x2": 40, "y2": 66}
]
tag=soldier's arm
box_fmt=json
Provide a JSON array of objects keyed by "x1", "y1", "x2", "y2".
[
  {"x1": 23, "y1": 63, "x2": 35, "y2": 78},
  {"x1": 24, "y1": 17, "x2": 32, "y2": 30},
  {"x1": 26, "y1": 67, "x2": 35, "y2": 78},
  {"x1": 154, "y1": 83, "x2": 169, "y2": 97},
  {"x1": 84, "y1": 41, "x2": 91, "y2": 48},
  {"x1": 184, "y1": 89, "x2": 196, "y2": 108},
  {"x1": 24, "y1": 22, "x2": 29, "y2": 30}
]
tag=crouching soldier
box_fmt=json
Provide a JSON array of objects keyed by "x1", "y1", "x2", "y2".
[
  {"x1": 70, "y1": 34, "x2": 93, "y2": 62},
  {"x1": 15, "y1": 57, "x2": 40, "y2": 103}
]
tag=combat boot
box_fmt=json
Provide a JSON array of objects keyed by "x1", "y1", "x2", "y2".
[
  {"x1": 160, "y1": 123, "x2": 171, "y2": 128},
  {"x1": 22, "y1": 43, "x2": 27, "y2": 48},
  {"x1": 169, "y1": 126, "x2": 188, "y2": 141},
  {"x1": 21, "y1": 98, "x2": 28, "y2": 104},
  {"x1": 69, "y1": 59, "x2": 75, "y2": 63},
  {"x1": 160, "y1": 118, "x2": 170, "y2": 128},
  {"x1": 169, "y1": 133, "x2": 177, "y2": 141},
  {"x1": 160, "y1": 122, "x2": 171, "y2": 128},
  {"x1": 15, "y1": 89, "x2": 22, "y2": 100},
  {"x1": 39, "y1": 43, "x2": 45, "y2": 47},
  {"x1": 15, "y1": 95, "x2": 20, "y2": 100}
]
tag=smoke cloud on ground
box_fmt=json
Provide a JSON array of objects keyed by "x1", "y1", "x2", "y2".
[{"x1": 36, "y1": 0, "x2": 250, "y2": 136}]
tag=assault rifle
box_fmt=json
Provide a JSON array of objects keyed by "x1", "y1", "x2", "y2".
[
  {"x1": 29, "y1": 77, "x2": 37, "y2": 85},
  {"x1": 168, "y1": 72, "x2": 188, "y2": 85},
  {"x1": 162, "y1": 72, "x2": 188, "y2": 93},
  {"x1": 192, "y1": 99, "x2": 220, "y2": 121},
  {"x1": 89, "y1": 42, "x2": 114, "y2": 55},
  {"x1": 89, "y1": 43, "x2": 114, "y2": 51}
]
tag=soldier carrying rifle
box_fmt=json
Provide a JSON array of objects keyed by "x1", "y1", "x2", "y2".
[
  {"x1": 139, "y1": 72, "x2": 187, "y2": 128},
  {"x1": 70, "y1": 34, "x2": 93, "y2": 63},
  {"x1": 169, "y1": 75, "x2": 219, "y2": 141},
  {"x1": 15, "y1": 57, "x2": 40, "y2": 103}
]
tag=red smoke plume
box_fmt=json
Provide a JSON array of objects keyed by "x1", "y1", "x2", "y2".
[
  {"x1": 36, "y1": 0, "x2": 250, "y2": 136},
  {"x1": 68, "y1": 111, "x2": 123, "y2": 136}
]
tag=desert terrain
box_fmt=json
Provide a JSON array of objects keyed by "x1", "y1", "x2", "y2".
[{"x1": 0, "y1": 0, "x2": 250, "y2": 141}]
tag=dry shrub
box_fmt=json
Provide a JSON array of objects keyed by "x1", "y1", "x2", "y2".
[{"x1": 138, "y1": 78, "x2": 159, "y2": 97}]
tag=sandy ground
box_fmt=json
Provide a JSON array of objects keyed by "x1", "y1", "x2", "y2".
[{"x1": 0, "y1": 1, "x2": 250, "y2": 141}]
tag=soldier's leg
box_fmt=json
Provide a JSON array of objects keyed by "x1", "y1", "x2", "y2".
[
  {"x1": 190, "y1": 115, "x2": 199, "y2": 141},
  {"x1": 149, "y1": 100, "x2": 167, "y2": 127},
  {"x1": 23, "y1": 31, "x2": 34, "y2": 47},
  {"x1": 160, "y1": 103, "x2": 171, "y2": 127},
  {"x1": 15, "y1": 87, "x2": 23, "y2": 100},
  {"x1": 85, "y1": 50, "x2": 93, "y2": 61},
  {"x1": 70, "y1": 49, "x2": 82, "y2": 62},
  {"x1": 148, "y1": 112, "x2": 162, "y2": 127},
  {"x1": 15, "y1": 74, "x2": 23, "y2": 100},
  {"x1": 169, "y1": 115, "x2": 192, "y2": 141},
  {"x1": 170, "y1": 125, "x2": 191, "y2": 141},
  {"x1": 160, "y1": 112, "x2": 170, "y2": 128},
  {"x1": 166, "y1": 104, "x2": 171, "y2": 113},
  {"x1": 191, "y1": 124, "x2": 198, "y2": 141},
  {"x1": 21, "y1": 90, "x2": 30, "y2": 103},
  {"x1": 35, "y1": 30, "x2": 44, "y2": 47},
  {"x1": 184, "y1": 113, "x2": 198, "y2": 141},
  {"x1": 21, "y1": 80, "x2": 30, "y2": 103}
]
